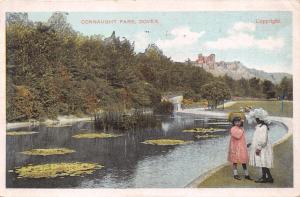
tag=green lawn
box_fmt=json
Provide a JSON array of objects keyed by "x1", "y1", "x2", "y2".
[
  {"x1": 225, "y1": 100, "x2": 293, "y2": 117},
  {"x1": 197, "y1": 135, "x2": 293, "y2": 188}
]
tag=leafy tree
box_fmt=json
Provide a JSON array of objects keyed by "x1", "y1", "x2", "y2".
[
  {"x1": 249, "y1": 77, "x2": 262, "y2": 98},
  {"x1": 47, "y1": 12, "x2": 76, "y2": 35},
  {"x1": 6, "y1": 12, "x2": 30, "y2": 26},
  {"x1": 278, "y1": 77, "x2": 293, "y2": 100},
  {"x1": 262, "y1": 80, "x2": 275, "y2": 99},
  {"x1": 223, "y1": 75, "x2": 236, "y2": 95},
  {"x1": 237, "y1": 78, "x2": 250, "y2": 97},
  {"x1": 200, "y1": 81, "x2": 231, "y2": 109}
]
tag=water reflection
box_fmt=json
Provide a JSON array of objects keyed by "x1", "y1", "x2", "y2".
[{"x1": 6, "y1": 114, "x2": 287, "y2": 188}]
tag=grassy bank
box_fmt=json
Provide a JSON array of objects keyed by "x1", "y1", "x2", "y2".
[
  {"x1": 197, "y1": 135, "x2": 293, "y2": 188},
  {"x1": 225, "y1": 100, "x2": 293, "y2": 117}
]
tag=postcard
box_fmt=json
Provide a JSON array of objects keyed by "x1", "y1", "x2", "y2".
[{"x1": 0, "y1": 0, "x2": 299, "y2": 197}]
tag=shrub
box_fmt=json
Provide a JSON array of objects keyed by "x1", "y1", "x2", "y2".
[
  {"x1": 94, "y1": 109, "x2": 158, "y2": 131},
  {"x1": 153, "y1": 101, "x2": 173, "y2": 115}
]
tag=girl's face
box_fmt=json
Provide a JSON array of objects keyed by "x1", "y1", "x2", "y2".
[
  {"x1": 234, "y1": 120, "x2": 241, "y2": 127},
  {"x1": 255, "y1": 118, "x2": 261, "y2": 124}
]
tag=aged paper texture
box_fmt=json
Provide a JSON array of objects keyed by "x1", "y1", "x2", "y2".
[{"x1": 0, "y1": 0, "x2": 299, "y2": 196}]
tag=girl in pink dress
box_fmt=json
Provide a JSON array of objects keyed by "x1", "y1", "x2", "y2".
[{"x1": 228, "y1": 117, "x2": 252, "y2": 180}]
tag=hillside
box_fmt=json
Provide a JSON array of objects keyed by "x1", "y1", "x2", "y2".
[{"x1": 193, "y1": 54, "x2": 292, "y2": 84}]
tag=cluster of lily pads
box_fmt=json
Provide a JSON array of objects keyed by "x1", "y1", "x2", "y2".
[
  {"x1": 7, "y1": 121, "x2": 226, "y2": 178},
  {"x1": 45, "y1": 124, "x2": 73, "y2": 128},
  {"x1": 182, "y1": 127, "x2": 223, "y2": 133},
  {"x1": 21, "y1": 148, "x2": 76, "y2": 156},
  {"x1": 72, "y1": 133, "x2": 122, "y2": 139},
  {"x1": 6, "y1": 131, "x2": 39, "y2": 136},
  {"x1": 6, "y1": 122, "x2": 124, "y2": 179},
  {"x1": 141, "y1": 139, "x2": 192, "y2": 146},
  {"x1": 15, "y1": 162, "x2": 104, "y2": 179},
  {"x1": 140, "y1": 127, "x2": 226, "y2": 146},
  {"x1": 181, "y1": 127, "x2": 226, "y2": 140},
  {"x1": 193, "y1": 134, "x2": 222, "y2": 139}
]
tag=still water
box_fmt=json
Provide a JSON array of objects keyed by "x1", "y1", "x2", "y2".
[{"x1": 6, "y1": 114, "x2": 287, "y2": 188}]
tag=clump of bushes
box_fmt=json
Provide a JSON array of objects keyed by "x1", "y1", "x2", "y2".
[
  {"x1": 153, "y1": 101, "x2": 174, "y2": 115},
  {"x1": 182, "y1": 98, "x2": 208, "y2": 108},
  {"x1": 94, "y1": 109, "x2": 159, "y2": 131}
]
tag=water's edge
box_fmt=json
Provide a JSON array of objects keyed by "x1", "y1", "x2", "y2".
[
  {"x1": 184, "y1": 116, "x2": 293, "y2": 188},
  {"x1": 6, "y1": 116, "x2": 92, "y2": 130}
]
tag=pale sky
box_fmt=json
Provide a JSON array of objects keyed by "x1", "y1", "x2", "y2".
[{"x1": 28, "y1": 11, "x2": 292, "y2": 74}]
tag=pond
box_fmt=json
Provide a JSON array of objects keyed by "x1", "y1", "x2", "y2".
[{"x1": 6, "y1": 114, "x2": 287, "y2": 188}]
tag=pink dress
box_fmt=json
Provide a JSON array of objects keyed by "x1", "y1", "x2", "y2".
[{"x1": 227, "y1": 126, "x2": 249, "y2": 164}]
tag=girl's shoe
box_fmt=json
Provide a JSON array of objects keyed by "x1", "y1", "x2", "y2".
[
  {"x1": 266, "y1": 178, "x2": 274, "y2": 183},
  {"x1": 245, "y1": 175, "x2": 253, "y2": 180},
  {"x1": 233, "y1": 175, "x2": 241, "y2": 180},
  {"x1": 255, "y1": 177, "x2": 267, "y2": 183}
]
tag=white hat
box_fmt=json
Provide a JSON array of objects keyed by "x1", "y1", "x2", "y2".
[{"x1": 247, "y1": 108, "x2": 271, "y2": 124}]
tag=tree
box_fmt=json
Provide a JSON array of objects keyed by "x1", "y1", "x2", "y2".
[
  {"x1": 237, "y1": 78, "x2": 250, "y2": 97},
  {"x1": 223, "y1": 74, "x2": 236, "y2": 95},
  {"x1": 47, "y1": 12, "x2": 76, "y2": 35},
  {"x1": 262, "y1": 80, "x2": 275, "y2": 99},
  {"x1": 6, "y1": 12, "x2": 30, "y2": 26},
  {"x1": 200, "y1": 81, "x2": 231, "y2": 109},
  {"x1": 278, "y1": 77, "x2": 293, "y2": 100},
  {"x1": 249, "y1": 77, "x2": 262, "y2": 98}
]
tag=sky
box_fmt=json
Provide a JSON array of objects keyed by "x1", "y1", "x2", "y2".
[{"x1": 28, "y1": 11, "x2": 292, "y2": 74}]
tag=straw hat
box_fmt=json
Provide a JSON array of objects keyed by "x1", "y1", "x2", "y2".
[
  {"x1": 228, "y1": 111, "x2": 246, "y2": 122},
  {"x1": 247, "y1": 108, "x2": 271, "y2": 124}
]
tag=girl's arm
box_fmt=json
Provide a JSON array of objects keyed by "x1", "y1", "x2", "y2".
[
  {"x1": 230, "y1": 127, "x2": 243, "y2": 139},
  {"x1": 256, "y1": 125, "x2": 268, "y2": 150}
]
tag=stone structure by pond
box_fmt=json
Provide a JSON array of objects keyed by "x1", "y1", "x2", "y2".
[{"x1": 161, "y1": 93, "x2": 183, "y2": 112}]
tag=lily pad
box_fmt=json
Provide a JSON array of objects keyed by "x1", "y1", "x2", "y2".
[
  {"x1": 141, "y1": 139, "x2": 192, "y2": 146},
  {"x1": 14, "y1": 162, "x2": 104, "y2": 179},
  {"x1": 21, "y1": 148, "x2": 75, "y2": 156},
  {"x1": 46, "y1": 124, "x2": 73, "y2": 128},
  {"x1": 80, "y1": 128, "x2": 88, "y2": 131},
  {"x1": 194, "y1": 134, "x2": 221, "y2": 139},
  {"x1": 72, "y1": 132, "x2": 122, "y2": 139},
  {"x1": 207, "y1": 122, "x2": 231, "y2": 125},
  {"x1": 182, "y1": 127, "x2": 224, "y2": 133},
  {"x1": 6, "y1": 131, "x2": 38, "y2": 136}
]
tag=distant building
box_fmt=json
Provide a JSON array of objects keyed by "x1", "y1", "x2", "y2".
[{"x1": 196, "y1": 54, "x2": 216, "y2": 69}]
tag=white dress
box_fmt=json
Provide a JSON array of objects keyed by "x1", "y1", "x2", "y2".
[{"x1": 249, "y1": 124, "x2": 273, "y2": 168}]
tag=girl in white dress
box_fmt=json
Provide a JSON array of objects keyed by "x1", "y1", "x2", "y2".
[{"x1": 248, "y1": 108, "x2": 274, "y2": 183}]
